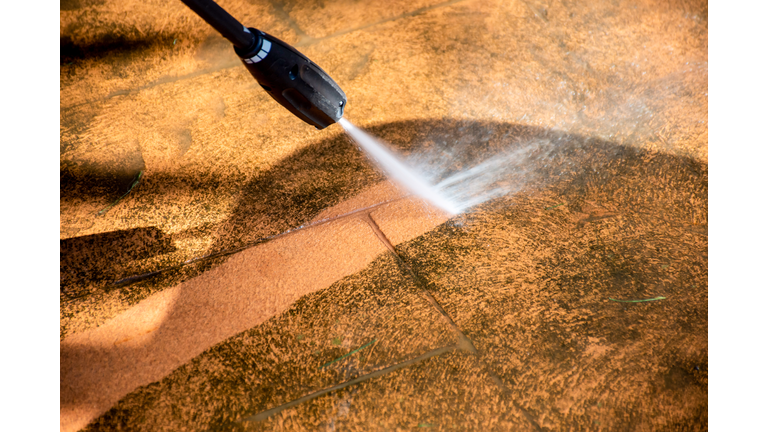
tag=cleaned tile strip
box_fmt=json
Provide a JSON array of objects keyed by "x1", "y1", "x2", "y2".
[{"x1": 63, "y1": 197, "x2": 405, "y2": 304}]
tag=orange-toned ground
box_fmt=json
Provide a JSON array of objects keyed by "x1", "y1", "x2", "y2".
[{"x1": 61, "y1": 0, "x2": 707, "y2": 431}]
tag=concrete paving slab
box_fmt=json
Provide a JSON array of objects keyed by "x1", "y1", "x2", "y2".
[
  {"x1": 396, "y1": 141, "x2": 707, "y2": 430},
  {"x1": 78, "y1": 253, "x2": 459, "y2": 431},
  {"x1": 61, "y1": 0, "x2": 707, "y2": 430},
  {"x1": 242, "y1": 351, "x2": 539, "y2": 431},
  {"x1": 62, "y1": 211, "x2": 394, "y2": 431}
]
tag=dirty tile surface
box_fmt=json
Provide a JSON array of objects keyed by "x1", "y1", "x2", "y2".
[
  {"x1": 61, "y1": 0, "x2": 707, "y2": 430},
  {"x1": 397, "y1": 140, "x2": 708, "y2": 430},
  {"x1": 81, "y1": 253, "x2": 460, "y2": 431}
]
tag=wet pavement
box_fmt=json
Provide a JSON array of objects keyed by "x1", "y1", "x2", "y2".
[{"x1": 60, "y1": 0, "x2": 708, "y2": 430}]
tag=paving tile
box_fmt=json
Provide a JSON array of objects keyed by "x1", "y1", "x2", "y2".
[
  {"x1": 396, "y1": 140, "x2": 708, "y2": 430},
  {"x1": 243, "y1": 350, "x2": 538, "y2": 431},
  {"x1": 60, "y1": 0, "x2": 295, "y2": 106},
  {"x1": 369, "y1": 197, "x2": 451, "y2": 248},
  {"x1": 308, "y1": 181, "x2": 405, "y2": 223},
  {"x1": 60, "y1": 0, "x2": 707, "y2": 429},
  {"x1": 60, "y1": 89, "x2": 385, "y2": 337},
  {"x1": 61, "y1": 215, "x2": 395, "y2": 431},
  {"x1": 273, "y1": 0, "x2": 454, "y2": 40},
  {"x1": 79, "y1": 253, "x2": 458, "y2": 432}
]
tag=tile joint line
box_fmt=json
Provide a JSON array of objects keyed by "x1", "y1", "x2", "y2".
[
  {"x1": 361, "y1": 211, "x2": 542, "y2": 431},
  {"x1": 240, "y1": 345, "x2": 460, "y2": 424}
]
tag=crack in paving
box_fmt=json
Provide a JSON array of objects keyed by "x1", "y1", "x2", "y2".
[
  {"x1": 231, "y1": 208, "x2": 483, "y2": 427},
  {"x1": 363, "y1": 211, "x2": 543, "y2": 431},
  {"x1": 238, "y1": 345, "x2": 459, "y2": 425},
  {"x1": 363, "y1": 212, "x2": 476, "y2": 353}
]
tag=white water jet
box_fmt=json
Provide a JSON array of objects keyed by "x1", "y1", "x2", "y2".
[
  {"x1": 339, "y1": 118, "x2": 460, "y2": 215},
  {"x1": 339, "y1": 119, "x2": 548, "y2": 215}
]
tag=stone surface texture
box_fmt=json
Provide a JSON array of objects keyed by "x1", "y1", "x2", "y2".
[{"x1": 61, "y1": 0, "x2": 707, "y2": 431}]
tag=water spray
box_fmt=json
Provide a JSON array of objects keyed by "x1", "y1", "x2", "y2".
[
  {"x1": 181, "y1": 0, "x2": 346, "y2": 129},
  {"x1": 181, "y1": 0, "x2": 462, "y2": 213},
  {"x1": 181, "y1": 0, "x2": 514, "y2": 216},
  {"x1": 338, "y1": 119, "x2": 460, "y2": 215}
]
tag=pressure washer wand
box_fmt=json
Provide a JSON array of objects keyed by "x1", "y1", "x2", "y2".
[{"x1": 180, "y1": 0, "x2": 346, "y2": 129}]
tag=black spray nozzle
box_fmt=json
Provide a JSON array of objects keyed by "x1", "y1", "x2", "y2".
[
  {"x1": 180, "y1": 0, "x2": 346, "y2": 129},
  {"x1": 235, "y1": 30, "x2": 346, "y2": 129}
]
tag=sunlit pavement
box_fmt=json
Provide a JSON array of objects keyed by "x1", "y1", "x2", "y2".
[{"x1": 61, "y1": 0, "x2": 707, "y2": 430}]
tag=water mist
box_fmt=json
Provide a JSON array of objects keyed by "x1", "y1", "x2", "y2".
[
  {"x1": 339, "y1": 118, "x2": 460, "y2": 214},
  {"x1": 339, "y1": 119, "x2": 542, "y2": 216}
]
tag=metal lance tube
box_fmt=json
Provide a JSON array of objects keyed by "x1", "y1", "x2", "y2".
[{"x1": 180, "y1": 0, "x2": 255, "y2": 50}]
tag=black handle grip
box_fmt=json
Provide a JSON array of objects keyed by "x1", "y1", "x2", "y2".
[
  {"x1": 236, "y1": 29, "x2": 346, "y2": 129},
  {"x1": 180, "y1": 0, "x2": 346, "y2": 129}
]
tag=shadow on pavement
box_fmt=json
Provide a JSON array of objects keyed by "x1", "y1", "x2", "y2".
[
  {"x1": 61, "y1": 227, "x2": 176, "y2": 299},
  {"x1": 62, "y1": 119, "x2": 707, "y2": 431}
]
